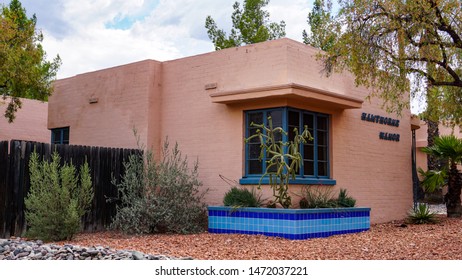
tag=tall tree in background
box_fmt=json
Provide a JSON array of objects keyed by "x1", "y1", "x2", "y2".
[
  {"x1": 319, "y1": 0, "x2": 462, "y2": 123},
  {"x1": 205, "y1": 0, "x2": 286, "y2": 50},
  {"x1": 0, "y1": 0, "x2": 61, "y2": 122},
  {"x1": 302, "y1": 0, "x2": 338, "y2": 51}
]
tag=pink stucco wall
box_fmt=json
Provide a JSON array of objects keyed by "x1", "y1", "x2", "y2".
[
  {"x1": 0, "y1": 98, "x2": 49, "y2": 143},
  {"x1": 48, "y1": 38, "x2": 414, "y2": 223},
  {"x1": 48, "y1": 59, "x2": 162, "y2": 152}
]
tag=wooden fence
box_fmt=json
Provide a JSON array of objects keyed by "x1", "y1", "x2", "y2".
[{"x1": 0, "y1": 140, "x2": 140, "y2": 238}]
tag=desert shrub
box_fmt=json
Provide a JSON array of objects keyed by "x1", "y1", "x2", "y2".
[
  {"x1": 336, "y1": 188, "x2": 356, "y2": 208},
  {"x1": 223, "y1": 187, "x2": 264, "y2": 208},
  {"x1": 299, "y1": 187, "x2": 357, "y2": 208},
  {"x1": 299, "y1": 186, "x2": 337, "y2": 208},
  {"x1": 407, "y1": 203, "x2": 439, "y2": 224},
  {"x1": 110, "y1": 139, "x2": 207, "y2": 234},
  {"x1": 25, "y1": 151, "x2": 93, "y2": 241}
]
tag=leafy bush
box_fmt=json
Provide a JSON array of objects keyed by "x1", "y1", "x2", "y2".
[
  {"x1": 407, "y1": 203, "x2": 439, "y2": 224},
  {"x1": 299, "y1": 186, "x2": 338, "y2": 208},
  {"x1": 110, "y1": 139, "x2": 207, "y2": 234},
  {"x1": 223, "y1": 187, "x2": 264, "y2": 208},
  {"x1": 25, "y1": 151, "x2": 93, "y2": 241},
  {"x1": 336, "y1": 189, "x2": 356, "y2": 208},
  {"x1": 299, "y1": 187, "x2": 357, "y2": 208}
]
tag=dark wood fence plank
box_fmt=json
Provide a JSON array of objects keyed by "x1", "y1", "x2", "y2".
[{"x1": 0, "y1": 141, "x2": 9, "y2": 237}]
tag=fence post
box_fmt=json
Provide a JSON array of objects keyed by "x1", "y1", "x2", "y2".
[{"x1": 0, "y1": 141, "x2": 9, "y2": 238}]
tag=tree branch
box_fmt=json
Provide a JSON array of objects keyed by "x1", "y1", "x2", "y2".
[{"x1": 430, "y1": 0, "x2": 462, "y2": 48}]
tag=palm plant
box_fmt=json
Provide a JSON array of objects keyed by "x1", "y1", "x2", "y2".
[{"x1": 421, "y1": 135, "x2": 462, "y2": 217}]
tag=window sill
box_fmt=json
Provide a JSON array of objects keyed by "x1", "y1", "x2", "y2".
[{"x1": 239, "y1": 177, "x2": 336, "y2": 185}]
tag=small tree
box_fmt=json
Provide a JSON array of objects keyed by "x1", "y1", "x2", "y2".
[
  {"x1": 0, "y1": 0, "x2": 61, "y2": 122},
  {"x1": 421, "y1": 135, "x2": 462, "y2": 217},
  {"x1": 205, "y1": 0, "x2": 286, "y2": 50},
  {"x1": 302, "y1": 0, "x2": 338, "y2": 52},
  {"x1": 25, "y1": 151, "x2": 93, "y2": 241},
  {"x1": 245, "y1": 116, "x2": 312, "y2": 208}
]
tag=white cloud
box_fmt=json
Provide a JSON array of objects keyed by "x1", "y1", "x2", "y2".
[{"x1": 1, "y1": 0, "x2": 312, "y2": 78}]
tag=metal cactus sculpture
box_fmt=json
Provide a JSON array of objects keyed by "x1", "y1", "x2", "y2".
[{"x1": 245, "y1": 116, "x2": 313, "y2": 208}]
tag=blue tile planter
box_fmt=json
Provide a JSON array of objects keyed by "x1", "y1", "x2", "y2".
[{"x1": 208, "y1": 206, "x2": 371, "y2": 240}]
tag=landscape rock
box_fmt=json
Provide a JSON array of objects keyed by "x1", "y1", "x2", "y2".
[{"x1": 0, "y1": 238, "x2": 184, "y2": 260}]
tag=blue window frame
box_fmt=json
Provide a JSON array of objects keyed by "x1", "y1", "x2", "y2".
[
  {"x1": 51, "y1": 127, "x2": 70, "y2": 144},
  {"x1": 240, "y1": 107, "x2": 335, "y2": 185}
]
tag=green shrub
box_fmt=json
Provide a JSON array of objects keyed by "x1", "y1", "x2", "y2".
[
  {"x1": 336, "y1": 188, "x2": 356, "y2": 208},
  {"x1": 223, "y1": 187, "x2": 264, "y2": 208},
  {"x1": 110, "y1": 139, "x2": 207, "y2": 234},
  {"x1": 25, "y1": 151, "x2": 93, "y2": 241},
  {"x1": 407, "y1": 203, "x2": 439, "y2": 224},
  {"x1": 299, "y1": 187, "x2": 357, "y2": 208},
  {"x1": 299, "y1": 186, "x2": 338, "y2": 208}
]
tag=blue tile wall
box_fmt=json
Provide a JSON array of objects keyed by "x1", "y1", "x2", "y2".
[{"x1": 208, "y1": 206, "x2": 371, "y2": 240}]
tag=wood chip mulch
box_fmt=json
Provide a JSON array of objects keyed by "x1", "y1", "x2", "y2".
[{"x1": 55, "y1": 215, "x2": 462, "y2": 260}]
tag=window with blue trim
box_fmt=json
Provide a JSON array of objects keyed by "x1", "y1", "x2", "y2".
[
  {"x1": 242, "y1": 107, "x2": 334, "y2": 185},
  {"x1": 51, "y1": 127, "x2": 70, "y2": 144}
]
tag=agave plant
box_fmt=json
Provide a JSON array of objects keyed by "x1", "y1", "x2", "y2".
[
  {"x1": 421, "y1": 135, "x2": 462, "y2": 217},
  {"x1": 407, "y1": 203, "x2": 438, "y2": 224}
]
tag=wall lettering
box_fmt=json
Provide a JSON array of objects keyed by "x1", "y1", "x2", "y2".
[
  {"x1": 379, "y1": 132, "x2": 400, "y2": 142},
  {"x1": 361, "y1": 112, "x2": 400, "y2": 127},
  {"x1": 361, "y1": 112, "x2": 401, "y2": 142}
]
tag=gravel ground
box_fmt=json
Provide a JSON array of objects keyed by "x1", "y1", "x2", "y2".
[{"x1": 51, "y1": 213, "x2": 462, "y2": 260}]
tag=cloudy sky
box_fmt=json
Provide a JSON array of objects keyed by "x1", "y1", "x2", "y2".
[{"x1": 0, "y1": 0, "x2": 314, "y2": 79}]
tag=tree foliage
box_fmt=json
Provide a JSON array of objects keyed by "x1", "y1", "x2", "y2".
[
  {"x1": 205, "y1": 0, "x2": 286, "y2": 50},
  {"x1": 303, "y1": 0, "x2": 338, "y2": 51},
  {"x1": 319, "y1": 0, "x2": 462, "y2": 123},
  {"x1": 0, "y1": 0, "x2": 61, "y2": 122},
  {"x1": 421, "y1": 134, "x2": 462, "y2": 217}
]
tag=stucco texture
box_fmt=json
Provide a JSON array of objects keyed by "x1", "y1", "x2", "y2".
[{"x1": 0, "y1": 98, "x2": 49, "y2": 143}]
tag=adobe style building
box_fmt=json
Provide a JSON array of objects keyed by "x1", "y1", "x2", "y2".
[
  {"x1": 0, "y1": 98, "x2": 49, "y2": 143},
  {"x1": 48, "y1": 38, "x2": 415, "y2": 223}
]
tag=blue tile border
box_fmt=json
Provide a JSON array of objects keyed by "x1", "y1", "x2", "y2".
[
  {"x1": 208, "y1": 228, "x2": 370, "y2": 240},
  {"x1": 207, "y1": 206, "x2": 371, "y2": 240}
]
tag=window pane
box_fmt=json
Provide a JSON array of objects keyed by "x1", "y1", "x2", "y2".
[
  {"x1": 303, "y1": 144, "x2": 314, "y2": 160},
  {"x1": 318, "y1": 161, "x2": 328, "y2": 176},
  {"x1": 318, "y1": 131, "x2": 327, "y2": 146},
  {"x1": 248, "y1": 112, "x2": 263, "y2": 126},
  {"x1": 249, "y1": 160, "x2": 263, "y2": 174},
  {"x1": 318, "y1": 146, "x2": 327, "y2": 161},
  {"x1": 62, "y1": 128, "x2": 70, "y2": 144},
  {"x1": 289, "y1": 111, "x2": 300, "y2": 127},
  {"x1": 303, "y1": 113, "x2": 314, "y2": 130},
  {"x1": 317, "y1": 116, "x2": 328, "y2": 130},
  {"x1": 288, "y1": 111, "x2": 299, "y2": 141},
  {"x1": 268, "y1": 109, "x2": 283, "y2": 128},
  {"x1": 249, "y1": 144, "x2": 261, "y2": 159},
  {"x1": 304, "y1": 160, "x2": 314, "y2": 176},
  {"x1": 51, "y1": 130, "x2": 61, "y2": 144},
  {"x1": 248, "y1": 128, "x2": 260, "y2": 143}
]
